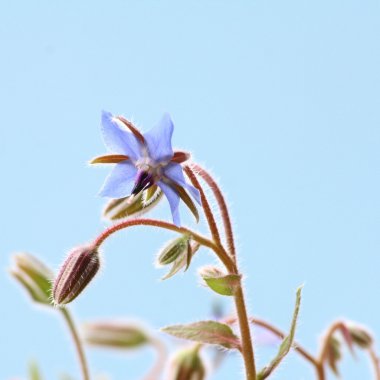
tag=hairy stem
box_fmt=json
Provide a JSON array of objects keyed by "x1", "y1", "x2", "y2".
[
  {"x1": 234, "y1": 285, "x2": 257, "y2": 380},
  {"x1": 184, "y1": 165, "x2": 223, "y2": 248},
  {"x1": 93, "y1": 218, "x2": 235, "y2": 272},
  {"x1": 60, "y1": 308, "x2": 90, "y2": 380},
  {"x1": 191, "y1": 163, "x2": 237, "y2": 260},
  {"x1": 184, "y1": 166, "x2": 256, "y2": 379}
]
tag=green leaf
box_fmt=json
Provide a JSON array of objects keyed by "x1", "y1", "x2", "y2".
[
  {"x1": 200, "y1": 266, "x2": 241, "y2": 296},
  {"x1": 162, "y1": 320, "x2": 241, "y2": 350},
  {"x1": 257, "y1": 286, "x2": 303, "y2": 380}
]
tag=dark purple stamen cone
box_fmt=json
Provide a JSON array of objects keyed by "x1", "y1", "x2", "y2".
[
  {"x1": 53, "y1": 244, "x2": 100, "y2": 306},
  {"x1": 131, "y1": 170, "x2": 155, "y2": 195}
]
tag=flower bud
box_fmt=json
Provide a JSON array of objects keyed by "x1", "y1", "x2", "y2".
[
  {"x1": 83, "y1": 321, "x2": 149, "y2": 349},
  {"x1": 10, "y1": 253, "x2": 53, "y2": 305},
  {"x1": 168, "y1": 346, "x2": 206, "y2": 380},
  {"x1": 103, "y1": 185, "x2": 162, "y2": 221},
  {"x1": 157, "y1": 235, "x2": 190, "y2": 266},
  {"x1": 325, "y1": 336, "x2": 342, "y2": 376},
  {"x1": 53, "y1": 244, "x2": 100, "y2": 306},
  {"x1": 348, "y1": 325, "x2": 373, "y2": 349}
]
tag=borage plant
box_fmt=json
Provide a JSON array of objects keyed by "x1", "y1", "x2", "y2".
[{"x1": 10, "y1": 111, "x2": 380, "y2": 380}]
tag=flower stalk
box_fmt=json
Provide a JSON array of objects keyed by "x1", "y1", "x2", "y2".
[
  {"x1": 93, "y1": 218, "x2": 234, "y2": 272},
  {"x1": 189, "y1": 163, "x2": 237, "y2": 260},
  {"x1": 184, "y1": 165, "x2": 256, "y2": 379},
  {"x1": 60, "y1": 308, "x2": 90, "y2": 380}
]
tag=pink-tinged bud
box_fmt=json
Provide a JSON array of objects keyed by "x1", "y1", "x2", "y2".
[
  {"x1": 53, "y1": 244, "x2": 100, "y2": 306},
  {"x1": 168, "y1": 346, "x2": 206, "y2": 380}
]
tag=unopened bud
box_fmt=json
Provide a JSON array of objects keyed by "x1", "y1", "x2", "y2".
[
  {"x1": 326, "y1": 336, "x2": 342, "y2": 376},
  {"x1": 168, "y1": 346, "x2": 206, "y2": 380},
  {"x1": 83, "y1": 321, "x2": 149, "y2": 349},
  {"x1": 53, "y1": 244, "x2": 100, "y2": 306},
  {"x1": 10, "y1": 253, "x2": 53, "y2": 305},
  {"x1": 103, "y1": 185, "x2": 162, "y2": 221},
  {"x1": 157, "y1": 235, "x2": 190, "y2": 266},
  {"x1": 349, "y1": 325, "x2": 373, "y2": 349}
]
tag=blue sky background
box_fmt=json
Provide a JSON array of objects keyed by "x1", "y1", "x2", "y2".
[{"x1": 1, "y1": 1, "x2": 379, "y2": 379}]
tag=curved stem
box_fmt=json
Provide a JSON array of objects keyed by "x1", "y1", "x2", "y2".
[
  {"x1": 142, "y1": 338, "x2": 168, "y2": 380},
  {"x1": 368, "y1": 346, "x2": 380, "y2": 380},
  {"x1": 60, "y1": 308, "x2": 90, "y2": 380},
  {"x1": 317, "y1": 321, "x2": 346, "y2": 364},
  {"x1": 183, "y1": 165, "x2": 223, "y2": 248},
  {"x1": 316, "y1": 321, "x2": 351, "y2": 380},
  {"x1": 185, "y1": 165, "x2": 256, "y2": 379},
  {"x1": 93, "y1": 218, "x2": 235, "y2": 273},
  {"x1": 191, "y1": 163, "x2": 237, "y2": 260}
]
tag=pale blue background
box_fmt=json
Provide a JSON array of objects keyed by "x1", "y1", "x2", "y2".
[{"x1": 1, "y1": 1, "x2": 379, "y2": 379}]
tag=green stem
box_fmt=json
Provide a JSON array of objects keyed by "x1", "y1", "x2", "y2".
[{"x1": 60, "y1": 308, "x2": 90, "y2": 380}]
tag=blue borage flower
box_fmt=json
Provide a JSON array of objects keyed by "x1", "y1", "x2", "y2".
[{"x1": 91, "y1": 111, "x2": 201, "y2": 226}]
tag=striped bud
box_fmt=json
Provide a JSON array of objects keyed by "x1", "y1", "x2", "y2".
[
  {"x1": 103, "y1": 185, "x2": 162, "y2": 221},
  {"x1": 10, "y1": 253, "x2": 53, "y2": 305},
  {"x1": 168, "y1": 346, "x2": 206, "y2": 380},
  {"x1": 157, "y1": 235, "x2": 190, "y2": 266},
  {"x1": 53, "y1": 244, "x2": 100, "y2": 306}
]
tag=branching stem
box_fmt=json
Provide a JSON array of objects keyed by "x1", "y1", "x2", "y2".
[{"x1": 185, "y1": 165, "x2": 256, "y2": 380}]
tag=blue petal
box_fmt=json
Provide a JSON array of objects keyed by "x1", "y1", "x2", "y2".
[
  {"x1": 99, "y1": 161, "x2": 137, "y2": 198},
  {"x1": 144, "y1": 113, "x2": 174, "y2": 162},
  {"x1": 163, "y1": 163, "x2": 201, "y2": 205},
  {"x1": 101, "y1": 111, "x2": 142, "y2": 161},
  {"x1": 157, "y1": 180, "x2": 181, "y2": 226}
]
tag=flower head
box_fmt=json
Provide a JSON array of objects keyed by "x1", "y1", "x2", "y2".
[{"x1": 91, "y1": 111, "x2": 201, "y2": 226}]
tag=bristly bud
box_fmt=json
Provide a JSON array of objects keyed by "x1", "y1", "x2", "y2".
[
  {"x1": 157, "y1": 235, "x2": 190, "y2": 266},
  {"x1": 53, "y1": 244, "x2": 100, "y2": 306},
  {"x1": 168, "y1": 346, "x2": 206, "y2": 380},
  {"x1": 160, "y1": 241, "x2": 200, "y2": 280},
  {"x1": 103, "y1": 185, "x2": 162, "y2": 221},
  {"x1": 10, "y1": 253, "x2": 53, "y2": 305},
  {"x1": 83, "y1": 321, "x2": 149, "y2": 349},
  {"x1": 348, "y1": 324, "x2": 374, "y2": 349}
]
